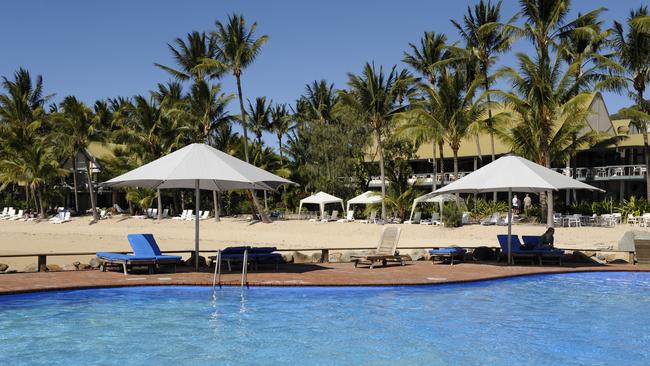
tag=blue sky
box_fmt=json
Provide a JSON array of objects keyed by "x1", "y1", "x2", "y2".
[{"x1": 1, "y1": 0, "x2": 644, "y2": 139}]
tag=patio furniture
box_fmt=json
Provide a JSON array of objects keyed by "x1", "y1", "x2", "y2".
[
  {"x1": 634, "y1": 239, "x2": 650, "y2": 265},
  {"x1": 209, "y1": 246, "x2": 283, "y2": 271},
  {"x1": 351, "y1": 226, "x2": 408, "y2": 269},
  {"x1": 429, "y1": 247, "x2": 466, "y2": 265},
  {"x1": 497, "y1": 235, "x2": 563, "y2": 265}
]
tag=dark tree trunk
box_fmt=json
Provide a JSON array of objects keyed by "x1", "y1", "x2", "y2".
[
  {"x1": 85, "y1": 159, "x2": 98, "y2": 222},
  {"x1": 72, "y1": 154, "x2": 79, "y2": 213}
]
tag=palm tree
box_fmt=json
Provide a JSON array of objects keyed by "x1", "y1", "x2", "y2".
[
  {"x1": 57, "y1": 96, "x2": 105, "y2": 222},
  {"x1": 270, "y1": 103, "x2": 291, "y2": 162},
  {"x1": 452, "y1": 0, "x2": 514, "y2": 165},
  {"x1": 612, "y1": 6, "x2": 650, "y2": 198},
  {"x1": 154, "y1": 31, "x2": 219, "y2": 82},
  {"x1": 338, "y1": 63, "x2": 414, "y2": 220},
  {"x1": 209, "y1": 14, "x2": 268, "y2": 163},
  {"x1": 246, "y1": 96, "x2": 272, "y2": 145}
]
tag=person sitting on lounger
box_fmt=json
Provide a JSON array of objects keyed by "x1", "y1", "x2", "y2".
[{"x1": 539, "y1": 227, "x2": 555, "y2": 249}]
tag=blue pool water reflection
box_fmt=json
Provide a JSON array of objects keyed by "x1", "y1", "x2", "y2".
[{"x1": 1, "y1": 272, "x2": 649, "y2": 365}]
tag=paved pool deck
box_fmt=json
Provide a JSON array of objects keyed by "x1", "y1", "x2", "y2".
[{"x1": 1, "y1": 261, "x2": 649, "y2": 295}]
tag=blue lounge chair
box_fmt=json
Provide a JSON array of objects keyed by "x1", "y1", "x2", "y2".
[
  {"x1": 211, "y1": 246, "x2": 283, "y2": 271},
  {"x1": 429, "y1": 247, "x2": 466, "y2": 265},
  {"x1": 95, "y1": 252, "x2": 156, "y2": 275},
  {"x1": 497, "y1": 235, "x2": 563, "y2": 265},
  {"x1": 128, "y1": 234, "x2": 183, "y2": 272}
]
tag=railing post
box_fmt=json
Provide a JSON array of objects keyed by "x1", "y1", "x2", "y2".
[
  {"x1": 38, "y1": 255, "x2": 47, "y2": 272},
  {"x1": 212, "y1": 250, "x2": 222, "y2": 289},
  {"x1": 321, "y1": 249, "x2": 329, "y2": 263},
  {"x1": 241, "y1": 249, "x2": 248, "y2": 287}
]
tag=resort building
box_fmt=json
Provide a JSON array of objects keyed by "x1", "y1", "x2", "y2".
[{"x1": 369, "y1": 93, "x2": 648, "y2": 201}]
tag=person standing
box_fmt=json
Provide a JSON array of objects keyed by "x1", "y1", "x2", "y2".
[
  {"x1": 523, "y1": 194, "x2": 532, "y2": 214},
  {"x1": 512, "y1": 194, "x2": 519, "y2": 214}
]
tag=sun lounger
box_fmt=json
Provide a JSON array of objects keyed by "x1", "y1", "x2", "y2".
[
  {"x1": 186, "y1": 210, "x2": 202, "y2": 221},
  {"x1": 172, "y1": 209, "x2": 189, "y2": 220},
  {"x1": 404, "y1": 211, "x2": 421, "y2": 224},
  {"x1": 634, "y1": 239, "x2": 650, "y2": 265},
  {"x1": 209, "y1": 246, "x2": 283, "y2": 271},
  {"x1": 0, "y1": 207, "x2": 8, "y2": 218},
  {"x1": 351, "y1": 226, "x2": 408, "y2": 269},
  {"x1": 51, "y1": 212, "x2": 71, "y2": 224},
  {"x1": 0, "y1": 208, "x2": 15, "y2": 220},
  {"x1": 96, "y1": 252, "x2": 157, "y2": 275},
  {"x1": 161, "y1": 208, "x2": 169, "y2": 218},
  {"x1": 358, "y1": 210, "x2": 377, "y2": 224},
  {"x1": 429, "y1": 247, "x2": 467, "y2": 265},
  {"x1": 198, "y1": 211, "x2": 210, "y2": 220},
  {"x1": 497, "y1": 235, "x2": 563, "y2": 265},
  {"x1": 481, "y1": 212, "x2": 500, "y2": 225},
  {"x1": 421, "y1": 213, "x2": 442, "y2": 226},
  {"x1": 322, "y1": 210, "x2": 339, "y2": 222},
  {"x1": 113, "y1": 203, "x2": 127, "y2": 214},
  {"x1": 338, "y1": 210, "x2": 355, "y2": 222},
  {"x1": 7, "y1": 209, "x2": 24, "y2": 221},
  {"x1": 129, "y1": 234, "x2": 183, "y2": 269}
]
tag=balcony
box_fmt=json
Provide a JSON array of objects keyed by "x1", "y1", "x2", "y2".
[{"x1": 368, "y1": 172, "x2": 472, "y2": 188}]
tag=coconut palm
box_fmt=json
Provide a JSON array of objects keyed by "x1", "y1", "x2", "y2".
[
  {"x1": 338, "y1": 63, "x2": 414, "y2": 220},
  {"x1": 246, "y1": 96, "x2": 272, "y2": 145},
  {"x1": 56, "y1": 96, "x2": 105, "y2": 221},
  {"x1": 270, "y1": 103, "x2": 291, "y2": 162},
  {"x1": 154, "y1": 31, "x2": 219, "y2": 82},
  {"x1": 208, "y1": 14, "x2": 268, "y2": 164},
  {"x1": 612, "y1": 6, "x2": 650, "y2": 198},
  {"x1": 452, "y1": 0, "x2": 514, "y2": 164}
]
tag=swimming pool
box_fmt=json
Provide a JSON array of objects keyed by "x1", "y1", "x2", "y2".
[{"x1": 1, "y1": 272, "x2": 648, "y2": 365}]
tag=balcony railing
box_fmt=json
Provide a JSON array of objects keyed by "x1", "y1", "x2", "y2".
[{"x1": 368, "y1": 164, "x2": 647, "y2": 187}]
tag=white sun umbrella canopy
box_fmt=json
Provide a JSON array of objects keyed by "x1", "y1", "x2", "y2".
[
  {"x1": 346, "y1": 191, "x2": 382, "y2": 213},
  {"x1": 103, "y1": 143, "x2": 295, "y2": 270},
  {"x1": 298, "y1": 192, "x2": 345, "y2": 219},
  {"x1": 433, "y1": 155, "x2": 602, "y2": 264},
  {"x1": 409, "y1": 192, "x2": 459, "y2": 222}
]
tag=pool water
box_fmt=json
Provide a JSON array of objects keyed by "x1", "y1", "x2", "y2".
[{"x1": 1, "y1": 272, "x2": 649, "y2": 365}]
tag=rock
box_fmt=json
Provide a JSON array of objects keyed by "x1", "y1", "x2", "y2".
[
  {"x1": 310, "y1": 252, "x2": 322, "y2": 263},
  {"x1": 608, "y1": 259, "x2": 629, "y2": 264},
  {"x1": 46, "y1": 264, "x2": 62, "y2": 272},
  {"x1": 184, "y1": 255, "x2": 207, "y2": 267},
  {"x1": 77, "y1": 263, "x2": 92, "y2": 270},
  {"x1": 62, "y1": 264, "x2": 78, "y2": 271},
  {"x1": 89, "y1": 257, "x2": 101, "y2": 269},
  {"x1": 292, "y1": 251, "x2": 311, "y2": 263},
  {"x1": 472, "y1": 246, "x2": 495, "y2": 261},
  {"x1": 281, "y1": 253, "x2": 293, "y2": 263},
  {"x1": 22, "y1": 263, "x2": 37, "y2": 272},
  {"x1": 407, "y1": 249, "x2": 428, "y2": 261},
  {"x1": 0, "y1": 263, "x2": 8, "y2": 272}
]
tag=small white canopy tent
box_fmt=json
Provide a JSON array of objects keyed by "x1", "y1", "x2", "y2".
[
  {"x1": 103, "y1": 143, "x2": 295, "y2": 270},
  {"x1": 433, "y1": 155, "x2": 602, "y2": 264},
  {"x1": 409, "y1": 193, "x2": 459, "y2": 222},
  {"x1": 346, "y1": 191, "x2": 382, "y2": 213},
  {"x1": 299, "y1": 192, "x2": 345, "y2": 219}
]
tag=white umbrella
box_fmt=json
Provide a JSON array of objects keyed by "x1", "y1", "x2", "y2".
[
  {"x1": 346, "y1": 191, "x2": 382, "y2": 213},
  {"x1": 298, "y1": 192, "x2": 345, "y2": 219},
  {"x1": 103, "y1": 143, "x2": 295, "y2": 270},
  {"x1": 409, "y1": 192, "x2": 459, "y2": 222},
  {"x1": 433, "y1": 155, "x2": 602, "y2": 264}
]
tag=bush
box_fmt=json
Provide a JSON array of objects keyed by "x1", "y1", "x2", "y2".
[
  {"x1": 474, "y1": 198, "x2": 508, "y2": 217},
  {"x1": 442, "y1": 202, "x2": 463, "y2": 227}
]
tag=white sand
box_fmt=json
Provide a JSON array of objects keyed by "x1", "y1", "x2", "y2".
[{"x1": 0, "y1": 216, "x2": 641, "y2": 270}]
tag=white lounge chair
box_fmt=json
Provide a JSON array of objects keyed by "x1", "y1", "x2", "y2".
[
  {"x1": 199, "y1": 211, "x2": 210, "y2": 220},
  {"x1": 186, "y1": 210, "x2": 202, "y2": 221},
  {"x1": 161, "y1": 208, "x2": 169, "y2": 218},
  {"x1": 8, "y1": 209, "x2": 24, "y2": 221},
  {"x1": 404, "y1": 211, "x2": 421, "y2": 225},
  {"x1": 52, "y1": 212, "x2": 71, "y2": 224},
  {"x1": 338, "y1": 210, "x2": 355, "y2": 222},
  {"x1": 113, "y1": 204, "x2": 127, "y2": 214},
  {"x1": 350, "y1": 226, "x2": 408, "y2": 269},
  {"x1": 0, "y1": 208, "x2": 15, "y2": 220},
  {"x1": 461, "y1": 212, "x2": 470, "y2": 225},
  {"x1": 421, "y1": 212, "x2": 442, "y2": 226},
  {"x1": 172, "y1": 209, "x2": 189, "y2": 220},
  {"x1": 0, "y1": 207, "x2": 8, "y2": 218},
  {"x1": 481, "y1": 212, "x2": 500, "y2": 225},
  {"x1": 322, "y1": 210, "x2": 339, "y2": 222},
  {"x1": 99, "y1": 210, "x2": 111, "y2": 220},
  {"x1": 358, "y1": 210, "x2": 377, "y2": 224}
]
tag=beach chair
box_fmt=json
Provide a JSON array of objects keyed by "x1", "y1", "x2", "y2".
[
  {"x1": 161, "y1": 209, "x2": 169, "y2": 218},
  {"x1": 322, "y1": 210, "x2": 338, "y2": 222},
  {"x1": 113, "y1": 203, "x2": 127, "y2": 214},
  {"x1": 497, "y1": 235, "x2": 563, "y2": 265},
  {"x1": 129, "y1": 234, "x2": 183, "y2": 271},
  {"x1": 338, "y1": 210, "x2": 355, "y2": 222},
  {"x1": 498, "y1": 213, "x2": 513, "y2": 226},
  {"x1": 461, "y1": 212, "x2": 470, "y2": 225},
  {"x1": 210, "y1": 246, "x2": 283, "y2": 271},
  {"x1": 358, "y1": 210, "x2": 377, "y2": 224},
  {"x1": 633, "y1": 239, "x2": 650, "y2": 265},
  {"x1": 51, "y1": 212, "x2": 71, "y2": 224},
  {"x1": 429, "y1": 247, "x2": 467, "y2": 265},
  {"x1": 0, "y1": 208, "x2": 15, "y2": 220},
  {"x1": 404, "y1": 211, "x2": 421, "y2": 224},
  {"x1": 186, "y1": 210, "x2": 202, "y2": 221},
  {"x1": 0, "y1": 207, "x2": 8, "y2": 218},
  {"x1": 7, "y1": 209, "x2": 23, "y2": 221},
  {"x1": 199, "y1": 211, "x2": 210, "y2": 220},
  {"x1": 99, "y1": 210, "x2": 111, "y2": 220},
  {"x1": 421, "y1": 212, "x2": 442, "y2": 226},
  {"x1": 351, "y1": 227, "x2": 408, "y2": 269},
  {"x1": 172, "y1": 209, "x2": 189, "y2": 220},
  {"x1": 481, "y1": 212, "x2": 500, "y2": 225}
]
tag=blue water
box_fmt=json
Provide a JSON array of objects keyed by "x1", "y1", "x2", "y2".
[{"x1": 1, "y1": 272, "x2": 649, "y2": 365}]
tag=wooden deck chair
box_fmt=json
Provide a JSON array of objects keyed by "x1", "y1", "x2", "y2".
[
  {"x1": 358, "y1": 210, "x2": 377, "y2": 224},
  {"x1": 351, "y1": 227, "x2": 408, "y2": 269},
  {"x1": 634, "y1": 239, "x2": 650, "y2": 265}
]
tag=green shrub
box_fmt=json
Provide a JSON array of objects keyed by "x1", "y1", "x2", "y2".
[
  {"x1": 474, "y1": 198, "x2": 508, "y2": 217},
  {"x1": 442, "y1": 202, "x2": 463, "y2": 227}
]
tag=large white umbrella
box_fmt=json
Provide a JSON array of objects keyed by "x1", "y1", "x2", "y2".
[
  {"x1": 346, "y1": 191, "x2": 382, "y2": 213},
  {"x1": 409, "y1": 192, "x2": 459, "y2": 222},
  {"x1": 433, "y1": 155, "x2": 602, "y2": 264},
  {"x1": 103, "y1": 143, "x2": 295, "y2": 270},
  {"x1": 298, "y1": 192, "x2": 345, "y2": 219}
]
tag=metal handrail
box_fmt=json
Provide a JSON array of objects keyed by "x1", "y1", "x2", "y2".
[
  {"x1": 212, "y1": 250, "x2": 222, "y2": 289},
  {"x1": 241, "y1": 249, "x2": 248, "y2": 287}
]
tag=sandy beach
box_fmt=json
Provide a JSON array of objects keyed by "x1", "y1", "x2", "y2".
[{"x1": 0, "y1": 215, "x2": 644, "y2": 270}]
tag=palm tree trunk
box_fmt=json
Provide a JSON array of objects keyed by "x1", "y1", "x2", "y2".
[
  {"x1": 277, "y1": 135, "x2": 283, "y2": 163},
  {"x1": 431, "y1": 139, "x2": 437, "y2": 192},
  {"x1": 236, "y1": 72, "x2": 269, "y2": 223},
  {"x1": 37, "y1": 186, "x2": 45, "y2": 219},
  {"x1": 474, "y1": 135, "x2": 482, "y2": 168},
  {"x1": 85, "y1": 159, "x2": 98, "y2": 222},
  {"x1": 72, "y1": 154, "x2": 80, "y2": 213},
  {"x1": 643, "y1": 130, "x2": 650, "y2": 199},
  {"x1": 25, "y1": 185, "x2": 30, "y2": 212},
  {"x1": 438, "y1": 140, "x2": 445, "y2": 186},
  {"x1": 452, "y1": 148, "x2": 459, "y2": 181},
  {"x1": 375, "y1": 129, "x2": 387, "y2": 221}
]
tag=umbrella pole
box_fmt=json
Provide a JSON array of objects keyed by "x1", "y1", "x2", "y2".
[
  {"x1": 507, "y1": 188, "x2": 512, "y2": 265},
  {"x1": 195, "y1": 180, "x2": 200, "y2": 271}
]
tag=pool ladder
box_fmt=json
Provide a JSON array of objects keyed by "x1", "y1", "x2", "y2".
[{"x1": 212, "y1": 249, "x2": 249, "y2": 289}]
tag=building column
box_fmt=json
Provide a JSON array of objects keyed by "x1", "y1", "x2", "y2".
[{"x1": 620, "y1": 180, "x2": 625, "y2": 202}]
